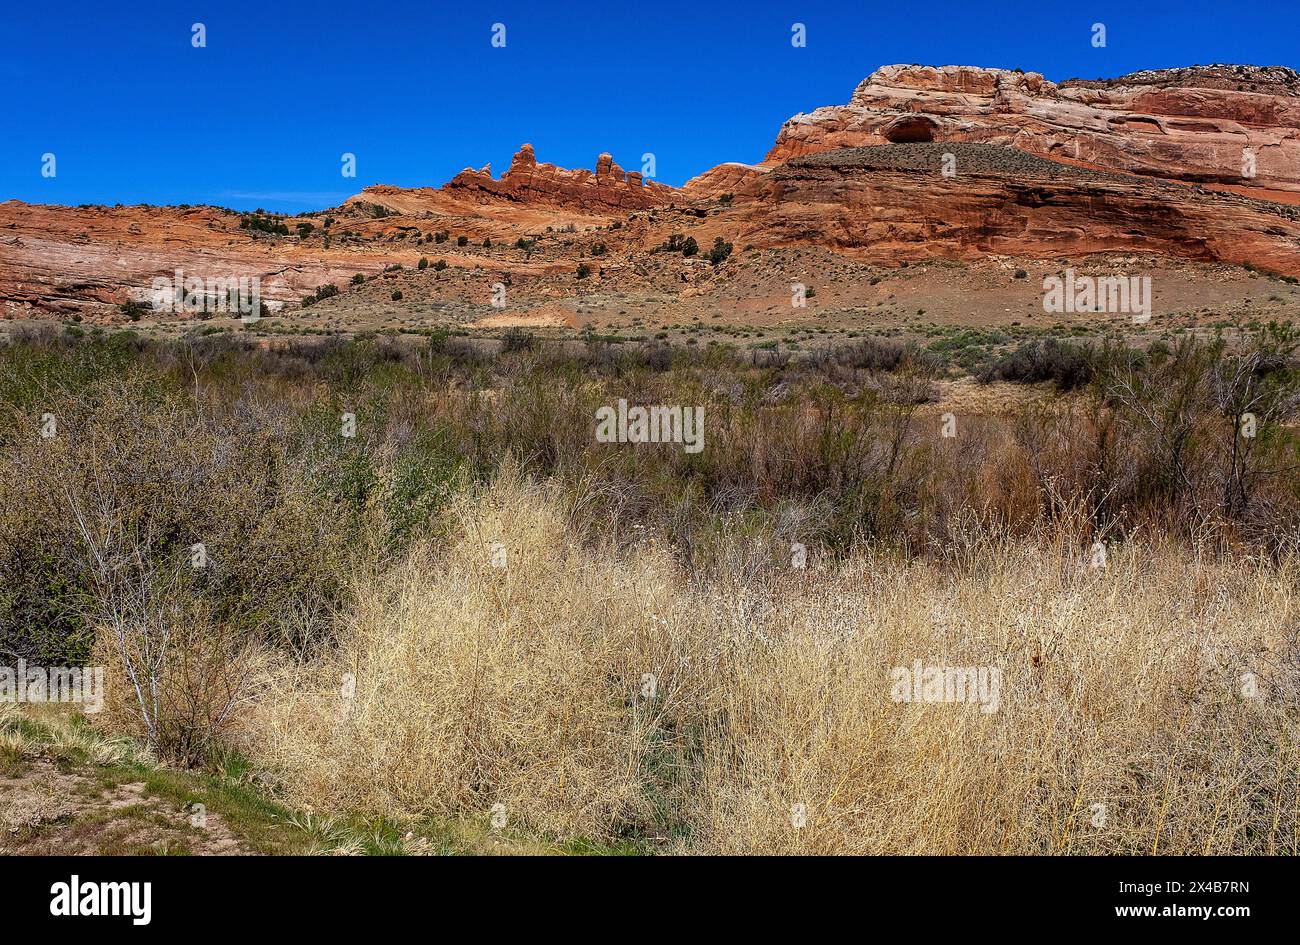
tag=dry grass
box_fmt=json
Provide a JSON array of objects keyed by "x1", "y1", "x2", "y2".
[
  {"x1": 252, "y1": 467, "x2": 696, "y2": 838},
  {"x1": 251, "y1": 473, "x2": 1300, "y2": 854}
]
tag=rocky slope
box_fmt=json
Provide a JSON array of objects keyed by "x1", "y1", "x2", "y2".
[{"x1": 0, "y1": 203, "x2": 397, "y2": 319}]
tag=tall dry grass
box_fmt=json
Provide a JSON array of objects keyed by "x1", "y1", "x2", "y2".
[
  {"x1": 251, "y1": 473, "x2": 1300, "y2": 854},
  {"x1": 252, "y1": 468, "x2": 702, "y2": 837}
]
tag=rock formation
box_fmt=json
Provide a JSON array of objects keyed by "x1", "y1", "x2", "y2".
[
  {"x1": 733, "y1": 144, "x2": 1300, "y2": 274},
  {"x1": 765, "y1": 64, "x2": 1300, "y2": 197},
  {"x1": 440, "y1": 144, "x2": 675, "y2": 211}
]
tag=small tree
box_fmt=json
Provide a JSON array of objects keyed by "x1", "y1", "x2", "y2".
[{"x1": 708, "y1": 237, "x2": 733, "y2": 266}]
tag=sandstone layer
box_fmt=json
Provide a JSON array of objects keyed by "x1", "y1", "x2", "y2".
[
  {"x1": 766, "y1": 64, "x2": 1300, "y2": 196},
  {"x1": 0, "y1": 203, "x2": 396, "y2": 319},
  {"x1": 731, "y1": 144, "x2": 1300, "y2": 274}
]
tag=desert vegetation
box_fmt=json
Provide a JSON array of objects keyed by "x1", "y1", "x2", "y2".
[{"x1": 0, "y1": 325, "x2": 1297, "y2": 854}]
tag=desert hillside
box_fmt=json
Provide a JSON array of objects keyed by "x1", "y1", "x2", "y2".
[{"x1": 2, "y1": 63, "x2": 1298, "y2": 340}]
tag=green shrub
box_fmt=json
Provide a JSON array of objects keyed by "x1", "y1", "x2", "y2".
[{"x1": 707, "y1": 237, "x2": 733, "y2": 266}]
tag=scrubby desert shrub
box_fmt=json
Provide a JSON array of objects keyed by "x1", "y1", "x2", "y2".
[
  {"x1": 500, "y1": 328, "x2": 534, "y2": 353},
  {"x1": 92, "y1": 596, "x2": 268, "y2": 767},
  {"x1": 0, "y1": 364, "x2": 349, "y2": 664},
  {"x1": 980, "y1": 339, "x2": 1096, "y2": 390},
  {"x1": 707, "y1": 237, "x2": 733, "y2": 266},
  {"x1": 118, "y1": 298, "x2": 151, "y2": 322},
  {"x1": 300, "y1": 283, "x2": 339, "y2": 308},
  {"x1": 240, "y1": 214, "x2": 290, "y2": 236}
]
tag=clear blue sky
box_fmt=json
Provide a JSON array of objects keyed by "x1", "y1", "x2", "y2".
[{"x1": 5, "y1": 0, "x2": 1297, "y2": 212}]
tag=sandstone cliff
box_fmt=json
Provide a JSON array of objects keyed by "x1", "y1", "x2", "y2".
[{"x1": 766, "y1": 64, "x2": 1300, "y2": 198}]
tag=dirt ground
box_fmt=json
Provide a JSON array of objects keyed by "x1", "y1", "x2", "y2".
[{"x1": 0, "y1": 759, "x2": 252, "y2": 856}]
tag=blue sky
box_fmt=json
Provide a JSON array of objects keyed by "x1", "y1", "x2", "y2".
[{"x1": 5, "y1": 0, "x2": 1298, "y2": 212}]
